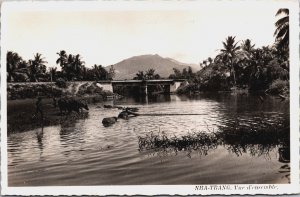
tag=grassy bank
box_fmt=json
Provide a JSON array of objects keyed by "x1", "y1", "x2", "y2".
[
  {"x1": 7, "y1": 81, "x2": 119, "y2": 133},
  {"x1": 7, "y1": 96, "x2": 105, "y2": 133}
]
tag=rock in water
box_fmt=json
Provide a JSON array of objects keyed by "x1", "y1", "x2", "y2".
[
  {"x1": 102, "y1": 117, "x2": 117, "y2": 127},
  {"x1": 118, "y1": 111, "x2": 129, "y2": 120}
]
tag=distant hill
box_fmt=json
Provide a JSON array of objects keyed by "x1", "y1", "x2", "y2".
[{"x1": 106, "y1": 54, "x2": 199, "y2": 80}]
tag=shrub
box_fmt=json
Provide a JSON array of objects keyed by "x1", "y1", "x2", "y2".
[
  {"x1": 268, "y1": 79, "x2": 289, "y2": 95},
  {"x1": 55, "y1": 78, "x2": 67, "y2": 88}
]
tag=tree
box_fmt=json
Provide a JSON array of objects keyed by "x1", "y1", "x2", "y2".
[
  {"x1": 56, "y1": 50, "x2": 68, "y2": 69},
  {"x1": 134, "y1": 71, "x2": 145, "y2": 80},
  {"x1": 187, "y1": 66, "x2": 194, "y2": 78},
  {"x1": 49, "y1": 67, "x2": 57, "y2": 82},
  {"x1": 73, "y1": 54, "x2": 85, "y2": 80},
  {"x1": 65, "y1": 54, "x2": 75, "y2": 80},
  {"x1": 173, "y1": 68, "x2": 182, "y2": 78},
  {"x1": 207, "y1": 57, "x2": 213, "y2": 64},
  {"x1": 27, "y1": 53, "x2": 47, "y2": 82},
  {"x1": 274, "y1": 9, "x2": 289, "y2": 50},
  {"x1": 108, "y1": 65, "x2": 116, "y2": 80},
  {"x1": 133, "y1": 69, "x2": 160, "y2": 80},
  {"x1": 216, "y1": 36, "x2": 240, "y2": 85},
  {"x1": 241, "y1": 39, "x2": 255, "y2": 53},
  {"x1": 93, "y1": 64, "x2": 108, "y2": 80},
  {"x1": 6, "y1": 51, "x2": 23, "y2": 82},
  {"x1": 145, "y1": 68, "x2": 156, "y2": 79},
  {"x1": 234, "y1": 39, "x2": 256, "y2": 85},
  {"x1": 199, "y1": 63, "x2": 203, "y2": 69},
  {"x1": 60, "y1": 54, "x2": 84, "y2": 81}
]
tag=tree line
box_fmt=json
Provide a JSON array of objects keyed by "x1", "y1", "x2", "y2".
[
  {"x1": 7, "y1": 8, "x2": 289, "y2": 95},
  {"x1": 7, "y1": 50, "x2": 115, "y2": 82},
  {"x1": 169, "y1": 9, "x2": 289, "y2": 94}
]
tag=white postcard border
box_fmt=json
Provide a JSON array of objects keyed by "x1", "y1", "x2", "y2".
[{"x1": 1, "y1": 0, "x2": 299, "y2": 195}]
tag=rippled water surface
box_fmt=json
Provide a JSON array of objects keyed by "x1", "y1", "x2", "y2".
[{"x1": 8, "y1": 93, "x2": 290, "y2": 186}]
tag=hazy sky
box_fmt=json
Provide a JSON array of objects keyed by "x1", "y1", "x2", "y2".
[{"x1": 2, "y1": 1, "x2": 288, "y2": 68}]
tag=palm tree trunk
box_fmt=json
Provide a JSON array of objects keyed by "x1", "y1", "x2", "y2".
[
  {"x1": 230, "y1": 60, "x2": 236, "y2": 85},
  {"x1": 232, "y1": 68, "x2": 236, "y2": 85}
]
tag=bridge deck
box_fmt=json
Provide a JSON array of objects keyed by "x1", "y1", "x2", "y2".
[
  {"x1": 112, "y1": 79, "x2": 174, "y2": 86},
  {"x1": 110, "y1": 79, "x2": 183, "y2": 86}
]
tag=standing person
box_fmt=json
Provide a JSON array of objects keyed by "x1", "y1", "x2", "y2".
[{"x1": 35, "y1": 97, "x2": 44, "y2": 120}]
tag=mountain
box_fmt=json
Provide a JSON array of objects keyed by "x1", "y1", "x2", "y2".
[{"x1": 107, "y1": 54, "x2": 199, "y2": 80}]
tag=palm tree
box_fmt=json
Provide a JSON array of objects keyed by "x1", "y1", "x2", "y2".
[
  {"x1": 93, "y1": 64, "x2": 108, "y2": 80},
  {"x1": 134, "y1": 71, "x2": 145, "y2": 80},
  {"x1": 57, "y1": 50, "x2": 73, "y2": 80},
  {"x1": 208, "y1": 57, "x2": 213, "y2": 64},
  {"x1": 28, "y1": 53, "x2": 48, "y2": 82},
  {"x1": 63, "y1": 54, "x2": 75, "y2": 80},
  {"x1": 216, "y1": 36, "x2": 240, "y2": 85},
  {"x1": 274, "y1": 9, "x2": 289, "y2": 50},
  {"x1": 241, "y1": 39, "x2": 255, "y2": 53},
  {"x1": 49, "y1": 67, "x2": 57, "y2": 82},
  {"x1": 108, "y1": 65, "x2": 116, "y2": 80},
  {"x1": 56, "y1": 50, "x2": 68, "y2": 69},
  {"x1": 230, "y1": 39, "x2": 256, "y2": 85},
  {"x1": 145, "y1": 68, "x2": 156, "y2": 79},
  {"x1": 7, "y1": 51, "x2": 23, "y2": 82},
  {"x1": 73, "y1": 54, "x2": 85, "y2": 80}
]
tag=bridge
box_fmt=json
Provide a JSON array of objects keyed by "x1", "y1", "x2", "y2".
[{"x1": 97, "y1": 79, "x2": 186, "y2": 95}]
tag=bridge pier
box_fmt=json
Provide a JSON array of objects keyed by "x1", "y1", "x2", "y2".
[
  {"x1": 140, "y1": 85, "x2": 148, "y2": 96},
  {"x1": 163, "y1": 85, "x2": 171, "y2": 94},
  {"x1": 145, "y1": 85, "x2": 148, "y2": 96}
]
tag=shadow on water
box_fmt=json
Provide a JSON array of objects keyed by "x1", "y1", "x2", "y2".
[
  {"x1": 138, "y1": 120, "x2": 290, "y2": 163},
  {"x1": 36, "y1": 126, "x2": 44, "y2": 155},
  {"x1": 59, "y1": 114, "x2": 88, "y2": 157},
  {"x1": 7, "y1": 98, "x2": 90, "y2": 133},
  {"x1": 118, "y1": 94, "x2": 171, "y2": 104}
]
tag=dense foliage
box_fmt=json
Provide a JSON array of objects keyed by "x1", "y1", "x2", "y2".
[
  {"x1": 133, "y1": 68, "x2": 161, "y2": 80},
  {"x1": 7, "y1": 50, "x2": 115, "y2": 82},
  {"x1": 170, "y1": 9, "x2": 289, "y2": 95}
]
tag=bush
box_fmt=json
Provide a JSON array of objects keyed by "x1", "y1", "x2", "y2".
[
  {"x1": 268, "y1": 79, "x2": 289, "y2": 95},
  {"x1": 55, "y1": 78, "x2": 67, "y2": 88}
]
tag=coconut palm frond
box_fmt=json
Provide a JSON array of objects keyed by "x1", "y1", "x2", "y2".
[
  {"x1": 275, "y1": 16, "x2": 289, "y2": 27},
  {"x1": 274, "y1": 8, "x2": 289, "y2": 51},
  {"x1": 276, "y1": 8, "x2": 289, "y2": 16}
]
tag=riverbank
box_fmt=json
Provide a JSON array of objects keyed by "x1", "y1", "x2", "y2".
[
  {"x1": 7, "y1": 96, "x2": 104, "y2": 133},
  {"x1": 176, "y1": 81, "x2": 289, "y2": 99},
  {"x1": 6, "y1": 81, "x2": 122, "y2": 133},
  {"x1": 7, "y1": 81, "x2": 118, "y2": 100}
]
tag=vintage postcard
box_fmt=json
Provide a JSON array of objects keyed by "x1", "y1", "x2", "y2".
[{"x1": 1, "y1": 0, "x2": 299, "y2": 195}]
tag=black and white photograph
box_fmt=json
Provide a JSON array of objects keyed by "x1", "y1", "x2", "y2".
[{"x1": 1, "y1": 0, "x2": 299, "y2": 195}]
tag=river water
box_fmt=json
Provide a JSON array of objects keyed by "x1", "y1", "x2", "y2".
[{"x1": 7, "y1": 93, "x2": 290, "y2": 186}]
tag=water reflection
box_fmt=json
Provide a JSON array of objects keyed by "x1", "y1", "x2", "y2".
[
  {"x1": 8, "y1": 93, "x2": 290, "y2": 185},
  {"x1": 118, "y1": 94, "x2": 172, "y2": 104},
  {"x1": 138, "y1": 120, "x2": 290, "y2": 163},
  {"x1": 59, "y1": 116, "x2": 89, "y2": 157},
  {"x1": 36, "y1": 126, "x2": 44, "y2": 155}
]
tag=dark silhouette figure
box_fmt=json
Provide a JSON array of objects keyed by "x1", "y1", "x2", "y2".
[
  {"x1": 54, "y1": 97, "x2": 89, "y2": 115},
  {"x1": 35, "y1": 97, "x2": 44, "y2": 119}
]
